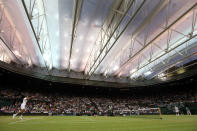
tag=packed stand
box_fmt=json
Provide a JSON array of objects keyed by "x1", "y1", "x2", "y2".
[{"x1": 0, "y1": 88, "x2": 197, "y2": 115}]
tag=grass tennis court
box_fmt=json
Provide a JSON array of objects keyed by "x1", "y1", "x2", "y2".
[{"x1": 0, "y1": 115, "x2": 197, "y2": 131}]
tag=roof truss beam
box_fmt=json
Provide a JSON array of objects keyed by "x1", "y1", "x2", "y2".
[
  {"x1": 103, "y1": 0, "x2": 169, "y2": 76},
  {"x1": 115, "y1": 3, "x2": 197, "y2": 77},
  {"x1": 0, "y1": 4, "x2": 31, "y2": 65},
  {"x1": 22, "y1": 0, "x2": 53, "y2": 72},
  {"x1": 154, "y1": 49, "x2": 197, "y2": 80},
  {"x1": 130, "y1": 33, "x2": 197, "y2": 78},
  {"x1": 85, "y1": 0, "x2": 145, "y2": 78},
  {"x1": 68, "y1": 0, "x2": 83, "y2": 72}
]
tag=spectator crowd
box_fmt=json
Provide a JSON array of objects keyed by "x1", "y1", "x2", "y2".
[{"x1": 0, "y1": 88, "x2": 197, "y2": 116}]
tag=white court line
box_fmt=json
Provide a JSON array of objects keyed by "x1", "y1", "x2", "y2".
[
  {"x1": 8, "y1": 117, "x2": 43, "y2": 125},
  {"x1": 8, "y1": 119, "x2": 31, "y2": 125},
  {"x1": 71, "y1": 121, "x2": 96, "y2": 124},
  {"x1": 79, "y1": 117, "x2": 95, "y2": 121}
]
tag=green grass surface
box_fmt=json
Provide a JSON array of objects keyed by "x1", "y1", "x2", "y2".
[{"x1": 0, "y1": 115, "x2": 197, "y2": 131}]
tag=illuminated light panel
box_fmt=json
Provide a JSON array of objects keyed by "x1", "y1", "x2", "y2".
[
  {"x1": 27, "y1": 58, "x2": 32, "y2": 66},
  {"x1": 158, "y1": 73, "x2": 165, "y2": 78},
  {"x1": 43, "y1": 53, "x2": 49, "y2": 61},
  {"x1": 64, "y1": 33, "x2": 68, "y2": 37},
  {"x1": 75, "y1": 49, "x2": 79, "y2": 53},
  {"x1": 89, "y1": 36, "x2": 94, "y2": 41},
  {"x1": 64, "y1": 17, "x2": 68, "y2": 22},
  {"x1": 13, "y1": 50, "x2": 21, "y2": 57},
  {"x1": 159, "y1": 76, "x2": 167, "y2": 81},
  {"x1": 177, "y1": 68, "x2": 186, "y2": 74},
  {"x1": 94, "y1": 20, "x2": 100, "y2": 26},
  {"x1": 113, "y1": 65, "x2": 119, "y2": 71},
  {"x1": 79, "y1": 36, "x2": 83, "y2": 40},
  {"x1": 130, "y1": 69, "x2": 137, "y2": 74},
  {"x1": 86, "y1": 48, "x2": 91, "y2": 53},
  {"x1": 130, "y1": 72, "x2": 137, "y2": 79},
  {"x1": 55, "y1": 32, "x2": 59, "y2": 36},
  {"x1": 55, "y1": 13, "x2": 59, "y2": 20},
  {"x1": 0, "y1": 54, "x2": 11, "y2": 64},
  {"x1": 118, "y1": 72, "x2": 122, "y2": 77},
  {"x1": 144, "y1": 71, "x2": 152, "y2": 76},
  {"x1": 158, "y1": 73, "x2": 167, "y2": 80}
]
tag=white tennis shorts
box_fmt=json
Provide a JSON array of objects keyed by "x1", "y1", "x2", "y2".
[{"x1": 21, "y1": 104, "x2": 26, "y2": 110}]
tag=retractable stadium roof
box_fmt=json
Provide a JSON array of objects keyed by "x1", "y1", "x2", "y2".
[{"x1": 0, "y1": 0, "x2": 197, "y2": 88}]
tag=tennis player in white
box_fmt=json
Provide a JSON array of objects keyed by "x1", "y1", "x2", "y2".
[
  {"x1": 175, "y1": 106, "x2": 179, "y2": 116},
  {"x1": 13, "y1": 96, "x2": 33, "y2": 119}
]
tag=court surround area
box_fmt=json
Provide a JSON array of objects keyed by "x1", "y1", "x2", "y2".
[{"x1": 0, "y1": 115, "x2": 197, "y2": 131}]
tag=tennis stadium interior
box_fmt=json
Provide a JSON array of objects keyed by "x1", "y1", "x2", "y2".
[{"x1": 0, "y1": 1, "x2": 197, "y2": 130}]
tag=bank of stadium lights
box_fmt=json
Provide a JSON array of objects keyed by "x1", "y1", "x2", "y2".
[
  {"x1": 95, "y1": 20, "x2": 99, "y2": 25},
  {"x1": 130, "y1": 68, "x2": 137, "y2": 74},
  {"x1": 144, "y1": 71, "x2": 152, "y2": 76},
  {"x1": 0, "y1": 55, "x2": 11, "y2": 64},
  {"x1": 55, "y1": 14, "x2": 58, "y2": 20},
  {"x1": 118, "y1": 72, "x2": 122, "y2": 77},
  {"x1": 26, "y1": 58, "x2": 32, "y2": 67},
  {"x1": 49, "y1": 63, "x2": 52, "y2": 70},
  {"x1": 158, "y1": 73, "x2": 167, "y2": 81},
  {"x1": 79, "y1": 36, "x2": 83, "y2": 41},
  {"x1": 63, "y1": 57, "x2": 68, "y2": 61},
  {"x1": 177, "y1": 68, "x2": 186, "y2": 74},
  {"x1": 70, "y1": 59, "x2": 75, "y2": 65},
  {"x1": 42, "y1": 53, "x2": 52, "y2": 69},
  {"x1": 86, "y1": 48, "x2": 91, "y2": 53},
  {"x1": 82, "y1": 19, "x2": 88, "y2": 26},
  {"x1": 64, "y1": 33, "x2": 68, "y2": 37},
  {"x1": 158, "y1": 73, "x2": 165, "y2": 78},
  {"x1": 13, "y1": 50, "x2": 21, "y2": 57},
  {"x1": 113, "y1": 65, "x2": 119, "y2": 71},
  {"x1": 104, "y1": 71, "x2": 108, "y2": 78},
  {"x1": 64, "y1": 18, "x2": 68, "y2": 22},
  {"x1": 55, "y1": 32, "x2": 59, "y2": 37},
  {"x1": 129, "y1": 69, "x2": 137, "y2": 79},
  {"x1": 0, "y1": 30, "x2": 4, "y2": 33},
  {"x1": 43, "y1": 53, "x2": 51, "y2": 64},
  {"x1": 33, "y1": 7, "x2": 38, "y2": 14},
  {"x1": 43, "y1": 53, "x2": 48, "y2": 60},
  {"x1": 94, "y1": 21, "x2": 101, "y2": 27},
  {"x1": 130, "y1": 72, "x2": 137, "y2": 79},
  {"x1": 75, "y1": 49, "x2": 79, "y2": 53},
  {"x1": 89, "y1": 36, "x2": 94, "y2": 41}
]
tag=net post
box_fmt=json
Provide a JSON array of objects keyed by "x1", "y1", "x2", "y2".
[{"x1": 159, "y1": 108, "x2": 162, "y2": 120}]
